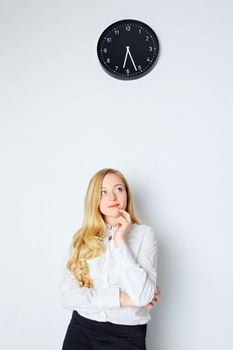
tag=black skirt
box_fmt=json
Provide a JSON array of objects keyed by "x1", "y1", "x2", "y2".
[{"x1": 62, "y1": 310, "x2": 147, "y2": 350}]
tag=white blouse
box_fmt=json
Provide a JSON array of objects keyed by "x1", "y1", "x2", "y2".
[{"x1": 59, "y1": 223, "x2": 158, "y2": 325}]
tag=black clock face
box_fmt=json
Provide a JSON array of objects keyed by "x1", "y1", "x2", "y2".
[{"x1": 97, "y1": 19, "x2": 159, "y2": 80}]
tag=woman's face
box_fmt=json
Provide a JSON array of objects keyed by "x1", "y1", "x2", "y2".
[{"x1": 99, "y1": 173, "x2": 127, "y2": 225}]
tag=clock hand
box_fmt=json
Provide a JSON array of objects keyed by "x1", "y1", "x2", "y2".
[
  {"x1": 122, "y1": 46, "x2": 137, "y2": 71},
  {"x1": 127, "y1": 48, "x2": 137, "y2": 71},
  {"x1": 123, "y1": 47, "x2": 129, "y2": 68}
]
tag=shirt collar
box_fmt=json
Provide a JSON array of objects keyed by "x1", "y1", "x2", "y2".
[
  {"x1": 105, "y1": 223, "x2": 112, "y2": 230},
  {"x1": 105, "y1": 223, "x2": 117, "y2": 239},
  {"x1": 105, "y1": 223, "x2": 114, "y2": 234}
]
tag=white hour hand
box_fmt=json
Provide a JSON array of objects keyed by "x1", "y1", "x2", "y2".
[{"x1": 123, "y1": 46, "x2": 137, "y2": 71}]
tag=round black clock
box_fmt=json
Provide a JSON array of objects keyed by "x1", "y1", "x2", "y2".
[{"x1": 97, "y1": 19, "x2": 159, "y2": 80}]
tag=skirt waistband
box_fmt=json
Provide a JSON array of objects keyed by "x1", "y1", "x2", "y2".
[{"x1": 71, "y1": 311, "x2": 147, "y2": 338}]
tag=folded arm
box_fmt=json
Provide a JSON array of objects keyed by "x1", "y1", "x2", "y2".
[
  {"x1": 114, "y1": 225, "x2": 158, "y2": 307},
  {"x1": 59, "y1": 268, "x2": 120, "y2": 313}
]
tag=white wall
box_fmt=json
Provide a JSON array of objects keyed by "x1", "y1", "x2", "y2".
[{"x1": 0, "y1": 0, "x2": 233, "y2": 349}]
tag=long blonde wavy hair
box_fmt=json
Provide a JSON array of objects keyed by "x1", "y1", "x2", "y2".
[{"x1": 67, "y1": 168, "x2": 142, "y2": 288}]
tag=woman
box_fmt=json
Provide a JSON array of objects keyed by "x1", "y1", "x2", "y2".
[{"x1": 59, "y1": 168, "x2": 161, "y2": 350}]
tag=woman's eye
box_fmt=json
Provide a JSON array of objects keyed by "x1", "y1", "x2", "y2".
[
  {"x1": 101, "y1": 190, "x2": 107, "y2": 195},
  {"x1": 116, "y1": 187, "x2": 123, "y2": 192}
]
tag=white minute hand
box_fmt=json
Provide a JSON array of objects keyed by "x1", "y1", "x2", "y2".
[
  {"x1": 123, "y1": 46, "x2": 138, "y2": 71},
  {"x1": 127, "y1": 47, "x2": 137, "y2": 71}
]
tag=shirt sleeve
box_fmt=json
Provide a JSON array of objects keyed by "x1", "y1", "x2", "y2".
[
  {"x1": 58, "y1": 267, "x2": 120, "y2": 313},
  {"x1": 113, "y1": 225, "x2": 158, "y2": 307}
]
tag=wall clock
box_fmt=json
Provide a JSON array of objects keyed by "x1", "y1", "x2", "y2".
[{"x1": 97, "y1": 19, "x2": 160, "y2": 80}]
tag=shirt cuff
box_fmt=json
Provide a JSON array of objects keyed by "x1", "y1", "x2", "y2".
[
  {"x1": 113, "y1": 243, "x2": 137, "y2": 268},
  {"x1": 97, "y1": 287, "x2": 120, "y2": 309}
]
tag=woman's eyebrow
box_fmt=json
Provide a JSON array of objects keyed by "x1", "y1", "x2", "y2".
[{"x1": 101, "y1": 184, "x2": 124, "y2": 189}]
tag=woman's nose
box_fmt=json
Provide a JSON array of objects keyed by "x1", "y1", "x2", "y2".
[{"x1": 109, "y1": 191, "x2": 117, "y2": 200}]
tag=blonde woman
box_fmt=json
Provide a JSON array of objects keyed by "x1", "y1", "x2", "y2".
[{"x1": 59, "y1": 168, "x2": 161, "y2": 350}]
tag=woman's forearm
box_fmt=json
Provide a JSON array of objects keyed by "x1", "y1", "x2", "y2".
[
  {"x1": 120, "y1": 290, "x2": 135, "y2": 307},
  {"x1": 120, "y1": 286, "x2": 161, "y2": 308}
]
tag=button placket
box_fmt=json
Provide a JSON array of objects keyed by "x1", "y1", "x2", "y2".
[
  {"x1": 102, "y1": 227, "x2": 111, "y2": 287},
  {"x1": 102, "y1": 226, "x2": 117, "y2": 287},
  {"x1": 102, "y1": 243, "x2": 110, "y2": 287}
]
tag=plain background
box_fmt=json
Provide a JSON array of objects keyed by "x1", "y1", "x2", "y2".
[{"x1": 0, "y1": 0, "x2": 233, "y2": 349}]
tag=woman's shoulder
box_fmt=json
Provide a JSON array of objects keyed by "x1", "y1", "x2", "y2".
[
  {"x1": 130, "y1": 223, "x2": 157, "y2": 239},
  {"x1": 131, "y1": 223, "x2": 154, "y2": 231}
]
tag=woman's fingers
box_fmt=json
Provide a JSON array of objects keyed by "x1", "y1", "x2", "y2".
[
  {"x1": 151, "y1": 296, "x2": 160, "y2": 304},
  {"x1": 113, "y1": 215, "x2": 127, "y2": 227},
  {"x1": 145, "y1": 305, "x2": 153, "y2": 311},
  {"x1": 153, "y1": 295, "x2": 160, "y2": 303},
  {"x1": 116, "y1": 216, "x2": 128, "y2": 224},
  {"x1": 145, "y1": 294, "x2": 161, "y2": 311},
  {"x1": 145, "y1": 288, "x2": 161, "y2": 311},
  {"x1": 147, "y1": 288, "x2": 161, "y2": 309},
  {"x1": 118, "y1": 209, "x2": 131, "y2": 222}
]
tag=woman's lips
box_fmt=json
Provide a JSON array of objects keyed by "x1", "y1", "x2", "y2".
[{"x1": 108, "y1": 204, "x2": 120, "y2": 208}]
